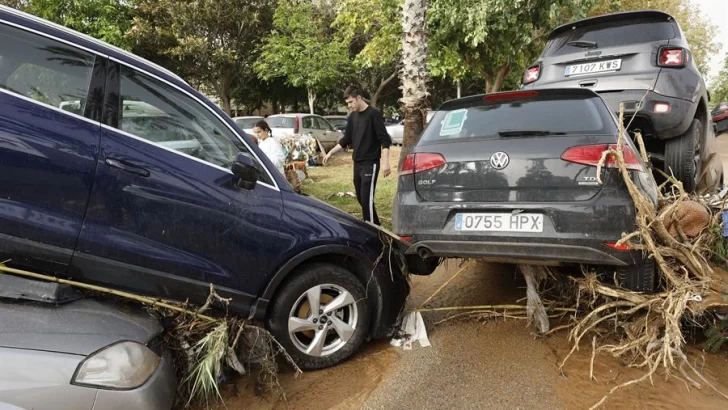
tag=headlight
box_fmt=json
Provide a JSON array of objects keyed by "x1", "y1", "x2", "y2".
[{"x1": 72, "y1": 341, "x2": 160, "y2": 389}]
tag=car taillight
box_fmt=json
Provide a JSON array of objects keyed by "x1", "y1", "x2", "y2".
[
  {"x1": 561, "y1": 144, "x2": 642, "y2": 172},
  {"x1": 658, "y1": 47, "x2": 687, "y2": 67},
  {"x1": 605, "y1": 241, "x2": 630, "y2": 251},
  {"x1": 400, "y1": 153, "x2": 446, "y2": 176},
  {"x1": 522, "y1": 64, "x2": 541, "y2": 85},
  {"x1": 294, "y1": 116, "x2": 300, "y2": 134}
]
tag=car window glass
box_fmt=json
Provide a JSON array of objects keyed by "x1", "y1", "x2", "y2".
[
  {"x1": 329, "y1": 118, "x2": 346, "y2": 128},
  {"x1": 301, "y1": 116, "x2": 315, "y2": 129},
  {"x1": 0, "y1": 23, "x2": 95, "y2": 115},
  {"x1": 421, "y1": 96, "x2": 613, "y2": 143},
  {"x1": 316, "y1": 117, "x2": 332, "y2": 130},
  {"x1": 117, "y1": 66, "x2": 273, "y2": 185},
  {"x1": 543, "y1": 18, "x2": 675, "y2": 57},
  {"x1": 267, "y1": 116, "x2": 294, "y2": 128},
  {"x1": 235, "y1": 118, "x2": 262, "y2": 129}
]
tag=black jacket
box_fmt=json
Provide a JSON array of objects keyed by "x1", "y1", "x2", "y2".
[{"x1": 338, "y1": 106, "x2": 392, "y2": 162}]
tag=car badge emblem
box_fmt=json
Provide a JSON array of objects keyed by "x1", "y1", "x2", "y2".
[{"x1": 490, "y1": 152, "x2": 509, "y2": 170}]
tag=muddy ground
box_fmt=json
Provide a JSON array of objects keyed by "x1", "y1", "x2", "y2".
[
  {"x1": 212, "y1": 260, "x2": 728, "y2": 410},
  {"x1": 205, "y1": 133, "x2": 728, "y2": 410}
]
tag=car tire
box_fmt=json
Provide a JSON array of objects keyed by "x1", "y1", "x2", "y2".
[
  {"x1": 616, "y1": 256, "x2": 657, "y2": 292},
  {"x1": 664, "y1": 118, "x2": 703, "y2": 192},
  {"x1": 266, "y1": 263, "x2": 370, "y2": 370}
]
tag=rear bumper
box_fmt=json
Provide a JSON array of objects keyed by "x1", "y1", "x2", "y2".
[
  {"x1": 596, "y1": 90, "x2": 695, "y2": 140},
  {"x1": 394, "y1": 171, "x2": 658, "y2": 268},
  {"x1": 404, "y1": 239, "x2": 643, "y2": 266}
]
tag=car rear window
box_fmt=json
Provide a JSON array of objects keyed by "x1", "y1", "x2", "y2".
[
  {"x1": 543, "y1": 18, "x2": 675, "y2": 57},
  {"x1": 420, "y1": 94, "x2": 616, "y2": 143},
  {"x1": 267, "y1": 116, "x2": 295, "y2": 128},
  {"x1": 235, "y1": 118, "x2": 262, "y2": 129}
]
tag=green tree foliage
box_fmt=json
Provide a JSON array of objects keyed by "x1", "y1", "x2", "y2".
[
  {"x1": 256, "y1": 0, "x2": 350, "y2": 114},
  {"x1": 429, "y1": 0, "x2": 596, "y2": 93},
  {"x1": 334, "y1": 0, "x2": 401, "y2": 108},
  {"x1": 4, "y1": 0, "x2": 134, "y2": 49},
  {"x1": 710, "y1": 55, "x2": 728, "y2": 105},
  {"x1": 129, "y1": 0, "x2": 275, "y2": 114}
]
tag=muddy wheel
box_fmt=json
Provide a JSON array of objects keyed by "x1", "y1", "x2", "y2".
[
  {"x1": 267, "y1": 263, "x2": 370, "y2": 370},
  {"x1": 664, "y1": 119, "x2": 703, "y2": 192}
]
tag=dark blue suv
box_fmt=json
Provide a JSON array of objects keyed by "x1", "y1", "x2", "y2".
[{"x1": 0, "y1": 6, "x2": 426, "y2": 369}]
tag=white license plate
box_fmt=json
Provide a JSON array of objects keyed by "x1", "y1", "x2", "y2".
[
  {"x1": 565, "y1": 59, "x2": 622, "y2": 77},
  {"x1": 455, "y1": 213, "x2": 544, "y2": 233}
]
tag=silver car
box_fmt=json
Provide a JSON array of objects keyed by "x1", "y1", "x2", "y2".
[
  {"x1": 265, "y1": 113, "x2": 343, "y2": 151},
  {"x1": 232, "y1": 115, "x2": 264, "y2": 135},
  {"x1": 386, "y1": 120, "x2": 404, "y2": 145},
  {"x1": 0, "y1": 276, "x2": 176, "y2": 410}
]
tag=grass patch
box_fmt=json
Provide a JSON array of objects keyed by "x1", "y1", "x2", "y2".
[{"x1": 301, "y1": 146, "x2": 401, "y2": 230}]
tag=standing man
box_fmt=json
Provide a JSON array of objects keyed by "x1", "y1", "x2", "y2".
[{"x1": 323, "y1": 86, "x2": 391, "y2": 225}]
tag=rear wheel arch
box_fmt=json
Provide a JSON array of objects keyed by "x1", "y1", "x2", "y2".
[{"x1": 695, "y1": 95, "x2": 710, "y2": 135}]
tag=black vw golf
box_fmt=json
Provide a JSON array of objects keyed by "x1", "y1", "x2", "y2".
[{"x1": 393, "y1": 88, "x2": 659, "y2": 291}]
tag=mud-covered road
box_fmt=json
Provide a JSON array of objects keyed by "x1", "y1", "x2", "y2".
[{"x1": 216, "y1": 260, "x2": 728, "y2": 410}]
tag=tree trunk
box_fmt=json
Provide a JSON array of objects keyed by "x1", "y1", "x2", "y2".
[
  {"x1": 399, "y1": 0, "x2": 429, "y2": 166},
  {"x1": 483, "y1": 70, "x2": 494, "y2": 94},
  {"x1": 456, "y1": 80, "x2": 462, "y2": 99},
  {"x1": 216, "y1": 72, "x2": 234, "y2": 115},
  {"x1": 307, "y1": 87, "x2": 316, "y2": 114},
  {"x1": 491, "y1": 63, "x2": 511, "y2": 93},
  {"x1": 371, "y1": 70, "x2": 398, "y2": 109},
  {"x1": 482, "y1": 63, "x2": 511, "y2": 94}
]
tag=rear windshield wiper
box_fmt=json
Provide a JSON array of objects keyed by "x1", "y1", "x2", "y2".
[
  {"x1": 567, "y1": 40, "x2": 598, "y2": 48},
  {"x1": 498, "y1": 130, "x2": 567, "y2": 137}
]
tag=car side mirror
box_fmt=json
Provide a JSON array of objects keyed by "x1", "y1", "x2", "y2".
[{"x1": 231, "y1": 153, "x2": 258, "y2": 190}]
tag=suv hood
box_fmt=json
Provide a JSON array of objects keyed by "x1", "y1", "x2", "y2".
[{"x1": 0, "y1": 298, "x2": 162, "y2": 355}]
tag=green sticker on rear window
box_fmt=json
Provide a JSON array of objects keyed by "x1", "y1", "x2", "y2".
[{"x1": 439, "y1": 109, "x2": 467, "y2": 136}]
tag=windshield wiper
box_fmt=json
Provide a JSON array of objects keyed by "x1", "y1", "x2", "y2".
[
  {"x1": 567, "y1": 40, "x2": 598, "y2": 49},
  {"x1": 498, "y1": 130, "x2": 567, "y2": 137}
]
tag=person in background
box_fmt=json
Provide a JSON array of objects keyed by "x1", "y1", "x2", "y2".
[
  {"x1": 323, "y1": 85, "x2": 391, "y2": 225},
  {"x1": 253, "y1": 120, "x2": 286, "y2": 176}
]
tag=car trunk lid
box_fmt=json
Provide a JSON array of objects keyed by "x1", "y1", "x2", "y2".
[
  {"x1": 530, "y1": 14, "x2": 677, "y2": 94},
  {"x1": 404, "y1": 89, "x2": 643, "y2": 203}
]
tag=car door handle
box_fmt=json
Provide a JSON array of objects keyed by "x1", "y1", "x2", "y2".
[{"x1": 105, "y1": 158, "x2": 150, "y2": 177}]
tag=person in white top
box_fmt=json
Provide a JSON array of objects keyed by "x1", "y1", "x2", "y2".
[{"x1": 253, "y1": 120, "x2": 286, "y2": 176}]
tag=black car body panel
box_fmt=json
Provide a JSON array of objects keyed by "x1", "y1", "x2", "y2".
[{"x1": 394, "y1": 89, "x2": 658, "y2": 272}]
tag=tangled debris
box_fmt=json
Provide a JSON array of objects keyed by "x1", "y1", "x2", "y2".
[
  {"x1": 553, "y1": 105, "x2": 728, "y2": 408},
  {"x1": 0, "y1": 264, "x2": 301, "y2": 408}
]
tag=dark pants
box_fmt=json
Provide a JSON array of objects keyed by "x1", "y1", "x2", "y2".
[{"x1": 354, "y1": 160, "x2": 380, "y2": 225}]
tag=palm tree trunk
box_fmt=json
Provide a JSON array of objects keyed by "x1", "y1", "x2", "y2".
[{"x1": 399, "y1": 0, "x2": 429, "y2": 165}]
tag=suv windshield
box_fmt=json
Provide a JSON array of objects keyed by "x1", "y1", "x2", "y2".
[
  {"x1": 420, "y1": 94, "x2": 616, "y2": 143},
  {"x1": 543, "y1": 17, "x2": 675, "y2": 57},
  {"x1": 267, "y1": 116, "x2": 295, "y2": 128}
]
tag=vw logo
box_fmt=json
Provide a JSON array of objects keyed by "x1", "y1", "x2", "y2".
[{"x1": 490, "y1": 152, "x2": 509, "y2": 170}]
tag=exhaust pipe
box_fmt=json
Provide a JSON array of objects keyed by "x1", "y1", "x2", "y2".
[{"x1": 417, "y1": 246, "x2": 432, "y2": 259}]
